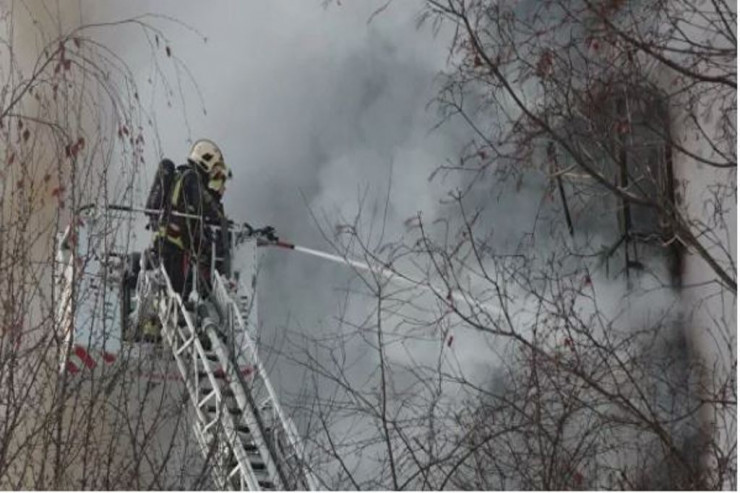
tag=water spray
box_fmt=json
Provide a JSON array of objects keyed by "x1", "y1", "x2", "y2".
[{"x1": 264, "y1": 240, "x2": 503, "y2": 317}]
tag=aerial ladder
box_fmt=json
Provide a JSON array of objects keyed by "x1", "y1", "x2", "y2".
[{"x1": 55, "y1": 205, "x2": 319, "y2": 491}]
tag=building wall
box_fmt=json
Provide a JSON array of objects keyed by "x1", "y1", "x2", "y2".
[{"x1": 670, "y1": 86, "x2": 736, "y2": 488}]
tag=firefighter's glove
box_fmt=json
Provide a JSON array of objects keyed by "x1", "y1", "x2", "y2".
[
  {"x1": 233, "y1": 222, "x2": 253, "y2": 246},
  {"x1": 256, "y1": 226, "x2": 278, "y2": 242}
]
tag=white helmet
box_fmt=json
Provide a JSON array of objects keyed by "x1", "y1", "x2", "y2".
[{"x1": 189, "y1": 139, "x2": 225, "y2": 174}]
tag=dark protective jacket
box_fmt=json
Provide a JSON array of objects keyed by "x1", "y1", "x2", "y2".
[{"x1": 157, "y1": 162, "x2": 227, "y2": 261}]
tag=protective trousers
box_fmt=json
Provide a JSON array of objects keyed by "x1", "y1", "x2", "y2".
[{"x1": 157, "y1": 239, "x2": 188, "y2": 298}]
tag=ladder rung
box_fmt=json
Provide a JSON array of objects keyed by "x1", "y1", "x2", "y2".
[
  {"x1": 206, "y1": 405, "x2": 241, "y2": 416},
  {"x1": 228, "y1": 459, "x2": 268, "y2": 477},
  {"x1": 228, "y1": 463, "x2": 241, "y2": 478},
  {"x1": 198, "y1": 370, "x2": 226, "y2": 379},
  {"x1": 202, "y1": 415, "x2": 219, "y2": 433},
  {"x1": 174, "y1": 336, "x2": 194, "y2": 356},
  {"x1": 203, "y1": 351, "x2": 219, "y2": 362},
  {"x1": 200, "y1": 386, "x2": 234, "y2": 398},
  {"x1": 197, "y1": 389, "x2": 216, "y2": 409}
]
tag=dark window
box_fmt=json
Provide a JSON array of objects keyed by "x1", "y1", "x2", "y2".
[{"x1": 555, "y1": 87, "x2": 679, "y2": 281}]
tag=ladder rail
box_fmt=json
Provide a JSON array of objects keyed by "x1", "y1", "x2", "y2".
[
  {"x1": 154, "y1": 266, "x2": 269, "y2": 490},
  {"x1": 213, "y1": 272, "x2": 319, "y2": 491},
  {"x1": 53, "y1": 207, "x2": 312, "y2": 490},
  {"x1": 165, "y1": 330, "x2": 231, "y2": 488},
  {"x1": 206, "y1": 327, "x2": 288, "y2": 489},
  {"x1": 159, "y1": 296, "x2": 224, "y2": 468}
]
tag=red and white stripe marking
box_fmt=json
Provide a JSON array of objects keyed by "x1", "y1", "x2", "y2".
[
  {"x1": 65, "y1": 344, "x2": 117, "y2": 375},
  {"x1": 64, "y1": 344, "x2": 254, "y2": 383}
]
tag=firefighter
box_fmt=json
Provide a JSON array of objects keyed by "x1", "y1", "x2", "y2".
[{"x1": 155, "y1": 139, "x2": 231, "y2": 300}]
